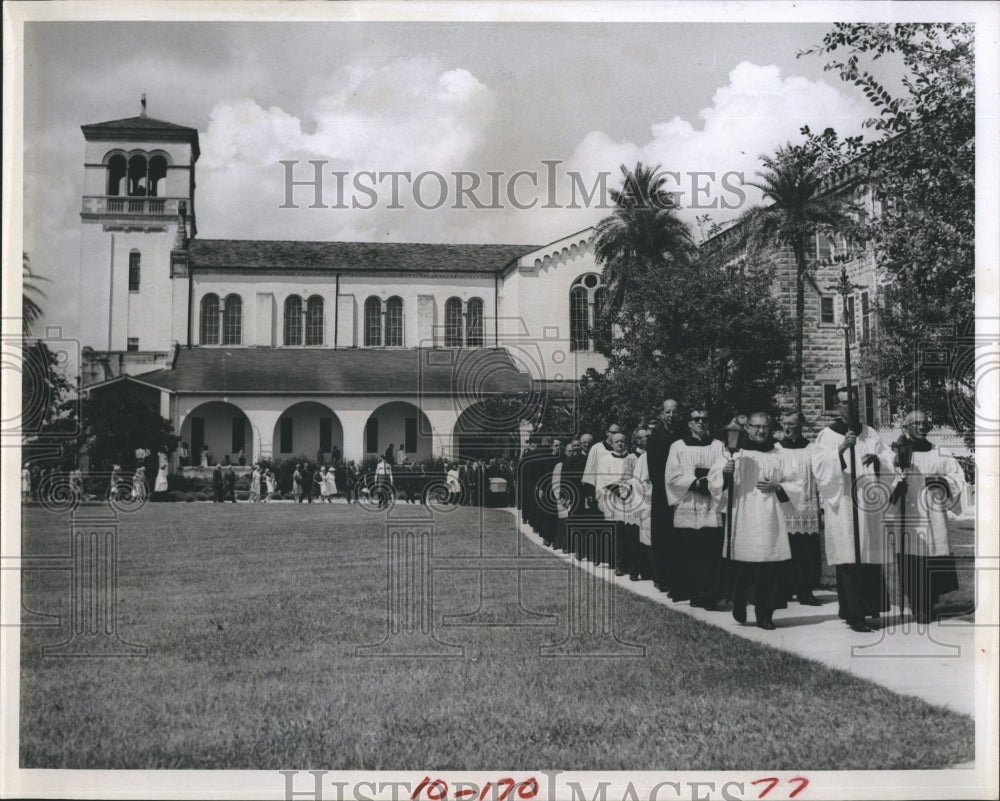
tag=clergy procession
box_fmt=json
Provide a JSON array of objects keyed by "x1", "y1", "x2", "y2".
[{"x1": 518, "y1": 390, "x2": 966, "y2": 633}]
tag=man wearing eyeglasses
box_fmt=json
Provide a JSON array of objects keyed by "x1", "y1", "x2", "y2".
[
  {"x1": 664, "y1": 408, "x2": 726, "y2": 607},
  {"x1": 888, "y1": 410, "x2": 966, "y2": 623},
  {"x1": 813, "y1": 386, "x2": 894, "y2": 632},
  {"x1": 713, "y1": 412, "x2": 803, "y2": 629}
]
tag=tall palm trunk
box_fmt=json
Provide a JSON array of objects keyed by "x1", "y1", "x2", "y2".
[{"x1": 792, "y1": 237, "x2": 807, "y2": 409}]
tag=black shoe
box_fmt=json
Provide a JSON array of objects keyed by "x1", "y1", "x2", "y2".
[
  {"x1": 798, "y1": 593, "x2": 822, "y2": 606},
  {"x1": 756, "y1": 618, "x2": 776, "y2": 631},
  {"x1": 732, "y1": 603, "x2": 747, "y2": 624},
  {"x1": 628, "y1": 573, "x2": 639, "y2": 581},
  {"x1": 615, "y1": 569, "x2": 627, "y2": 577},
  {"x1": 847, "y1": 618, "x2": 873, "y2": 633}
]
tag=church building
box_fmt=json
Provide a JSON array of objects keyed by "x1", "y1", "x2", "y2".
[{"x1": 77, "y1": 108, "x2": 608, "y2": 465}]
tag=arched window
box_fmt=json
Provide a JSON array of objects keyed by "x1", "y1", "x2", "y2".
[
  {"x1": 222, "y1": 294, "x2": 242, "y2": 345},
  {"x1": 127, "y1": 154, "x2": 149, "y2": 196},
  {"x1": 305, "y1": 296, "x2": 324, "y2": 346},
  {"x1": 444, "y1": 298, "x2": 463, "y2": 347},
  {"x1": 200, "y1": 294, "x2": 220, "y2": 345},
  {"x1": 466, "y1": 298, "x2": 484, "y2": 347},
  {"x1": 147, "y1": 155, "x2": 168, "y2": 198},
  {"x1": 569, "y1": 273, "x2": 604, "y2": 352},
  {"x1": 107, "y1": 155, "x2": 127, "y2": 196},
  {"x1": 284, "y1": 295, "x2": 303, "y2": 345},
  {"x1": 364, "y1": 297, "x2": 382, "y2": 347},
  {"x1": 569, "y1": 286, "x2": 589, "y2": 351},
  {"x1": 385, "y1": 297, "x2": 403, "y2": 347}
]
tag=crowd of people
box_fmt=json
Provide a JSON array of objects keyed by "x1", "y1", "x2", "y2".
[
  {"x1": 517, "y1": 391, "x2": 966, "y2": 632},
  {"x1": 22, "y1": 392, "x2": 965, "y2": 634},
  {"x1": 232, "y1": 446, "x2": 521, "y2": 507}
]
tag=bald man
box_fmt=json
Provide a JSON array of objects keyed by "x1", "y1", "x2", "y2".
[
  {"x1": 813, "y1": 386, "x2": 894, "y2": 632},
  {"x1": 889, "y1": 411, "x2": 965, "y2": 623}
]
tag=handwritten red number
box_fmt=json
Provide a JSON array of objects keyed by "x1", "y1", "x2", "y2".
[
  {"x1": 412, "y1": 777, "x2": 431, "y2": 800},
  {"x1": 455, "y1": 790, "x2": 476, "y2": 799},
  {"x1": 789, "y1": 777, "x2": 809, "y2": 798},
  {"x1": 751, "y1": 777, "x2": 780, "y2": 798},
  {"x1": 426, "y1": 779, "x2": 448, "y2": 801},
  {"x1": 497, "y1": 778, "x2": 516, "y2": 801},
  {"x1": 517, "y1": 778, "x2": 539, "y2": 800}
]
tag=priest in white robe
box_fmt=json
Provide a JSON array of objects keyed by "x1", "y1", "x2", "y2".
[
  {"x1": 888, "y1": 410, "x2": 965, "y2": 623},
  {"x1": 593, "y1": 432, "x2": 633, "y2": 571},
  {"x1": 711, "y1": 412, "x2": 803, "y2": 629},
  {"x1": 665, "y1": 409, "x2": 726, "y2": 607},
  {"x1": 631, "y1": 449, "x2": 654, "y2": 582},
  {"x1": 774, "y1": 411, "x2": 822, "y2": 606},
  {"x1": 812, "y1": 386, "x2": 894, "y2": 632}
]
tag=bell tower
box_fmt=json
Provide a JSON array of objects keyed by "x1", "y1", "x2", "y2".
[{"x1": 78, "y1": 96, "x2": 199, "y2": 385}]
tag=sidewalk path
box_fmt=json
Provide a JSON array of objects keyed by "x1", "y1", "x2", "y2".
[{"x1": 515, "y1": 514, "x2": 979, "y2": 719}]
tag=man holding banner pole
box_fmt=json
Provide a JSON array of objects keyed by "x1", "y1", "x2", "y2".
[{"x1": 813, "y1": 386, "x2": 894, "y2": 632}]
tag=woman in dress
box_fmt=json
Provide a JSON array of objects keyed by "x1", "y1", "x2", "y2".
[
  {"x1": 21, "y1": 465, "x2": 31, "y2": 502},
  {"x1": 154, "y1": 450, "x2": 169, "y2": 495},
  {"x1": 264, "y1": 469, "x2": 276, "y2": 501},
  {"x1": 319, "y1": 467, "x2": 331, "y2": 503},
  {"x1": 249, "y1": 464, "x2": 261, "y2": 503},
  {"x1": 323, "y1": 466, "x2": 338, "y2": 502}
]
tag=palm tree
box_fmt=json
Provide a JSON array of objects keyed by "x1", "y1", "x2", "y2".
[
  {"x1": 739, "y1": 144, "x2": 851, "y2": 408},
  {"x1": 592, "y1": 162, "x2": 695, "y2": 350},
  {"x1": 22, "y1": 252, "x2": 49, "y2": 337}
]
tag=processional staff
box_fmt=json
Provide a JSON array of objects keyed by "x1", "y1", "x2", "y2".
[{"x1": 832, "y1": 263, "x2": 864, "y2": 565}]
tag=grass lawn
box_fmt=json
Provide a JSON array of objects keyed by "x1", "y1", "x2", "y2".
[{"x1": 19, "y1": 503, "x2": 973, "y2": 770}]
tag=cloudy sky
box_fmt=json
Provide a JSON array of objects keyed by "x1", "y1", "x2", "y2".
[{"x1": 20, "y1": 16, "x2": 910, "y2": 336}]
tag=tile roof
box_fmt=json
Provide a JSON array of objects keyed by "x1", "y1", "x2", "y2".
[
  {"x1": 81, "y1": 116, "x2": 200, "y2": 158},
  {"x1": 82, "y1": 115, "x2": 198, "y2": 133},
  {"x1": 135, "y1": 347, "x2": 533, "y2": 395},
  {"x1": 189, "y1": 239, "x2": 540, "y2": 274}
]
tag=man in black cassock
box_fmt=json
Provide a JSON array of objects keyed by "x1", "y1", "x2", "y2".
[
  {"x1": 535, "y1": 439, "x2": 562, "y2": 546},
  {"x1": 643, "y1": 399, "x2": 682, "y2": 594},
  {"x1": 517, "y1": 441, "x2": 537, "y2": 525}
]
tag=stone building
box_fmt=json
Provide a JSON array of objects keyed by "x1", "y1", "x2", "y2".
[{"x1": 701, "y1": 175, "x2": 887, "y2": 433}]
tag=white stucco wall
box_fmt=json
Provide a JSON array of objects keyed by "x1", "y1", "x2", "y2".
[{"x1": 500, "y1": 231, "x2": 607, "y2": 381}]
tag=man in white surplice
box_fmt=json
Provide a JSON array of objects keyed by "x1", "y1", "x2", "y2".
[
  {"x1": 665, "y1": 409, "x2": 726, "y2": 607},
  {"x1": 888, "y1": 410, "x2": 965, "y2": 623},
  {"x1": 812, "y1": 386, "x2": 894, "y2": 632},
  {"x1": 774, "y1": 411, "x2": 823, "y2": 606},
  {"x1": 711, "y1": 412, "x2": 804, "y2": 630}
]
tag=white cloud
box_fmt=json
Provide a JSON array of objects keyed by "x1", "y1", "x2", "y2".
[
  {"x1": 561, "y1": 61, "x2": 873, "y2": 231},
  {"x1": 196, "y1": 57, "x2": 497, "y2": 240}
]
